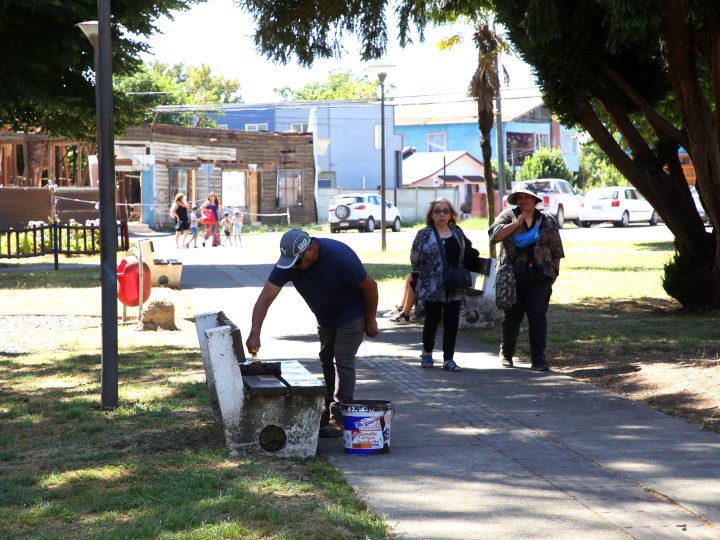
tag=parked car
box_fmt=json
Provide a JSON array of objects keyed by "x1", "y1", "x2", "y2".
[
  {"x1": 579, "y1": 186, "x2": 659, "y2": 227},
  {"x1": 503, "y1": 178, "x2": 582, "y2": 228},
  {"x1": 328, "y1": 193, "x2": 402, "y2": 233},
  {"x1": 690, "y1": 186, "x2": 710, "y2": 224}
]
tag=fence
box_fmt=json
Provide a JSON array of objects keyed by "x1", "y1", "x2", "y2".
[{"x1": 0, "y1": 220, "x2": 129, "y2": 270}]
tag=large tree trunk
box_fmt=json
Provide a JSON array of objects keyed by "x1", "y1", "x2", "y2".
[{"x1": 578, "y1": 97, "x2": 720, "y2": 308}]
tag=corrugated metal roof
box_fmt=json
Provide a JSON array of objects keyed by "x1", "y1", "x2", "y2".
[{"x1": 395, "y1": 96, "x2": 546, "y2": 125}]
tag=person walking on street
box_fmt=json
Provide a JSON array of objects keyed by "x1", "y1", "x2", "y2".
[
  {"x1": 170, "y1": 193, "x2": 190, "y2": 249},
  {"x1": 246, "y1": 229, "x2": 379, "y2": 437},
  {"x1": 199, "y1": 192, "x2": 221, "y2": 247},
  {"x1": 489, "y1": 187, "x2": 564, "y2": 371},
  {"x1": 411, "y1": 198, "x2": 474, "y2": 372}
]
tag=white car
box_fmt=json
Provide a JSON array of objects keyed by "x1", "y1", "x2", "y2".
[
  {"x1": 503, "y1": 178, "x2": 582, "y2": 228},
  {"x1": 579, "y1": 186, "x2": 659, "y2": 227},
  {"x1": 328, "y1": 193, "x2": 402, "y2": 233},
  {"x1": 690, "y1": 186, "x2": 710, "y2": 224}
]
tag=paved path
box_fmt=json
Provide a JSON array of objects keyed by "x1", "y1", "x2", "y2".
[{"x1": 157, "y1": 233, "x2": 720, "y2": 539}]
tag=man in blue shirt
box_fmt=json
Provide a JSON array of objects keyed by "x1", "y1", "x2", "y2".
[{"x1": 246, "y1": 229, "x2": 379, "y2": 437}]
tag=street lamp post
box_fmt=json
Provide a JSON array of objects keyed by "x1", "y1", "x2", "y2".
[
  {"x1": 378, "y1": 71, "x2": 387, "y2": 252},
  {"x1": 78, "y1": 1, "x2": 118, "y2": 409}
]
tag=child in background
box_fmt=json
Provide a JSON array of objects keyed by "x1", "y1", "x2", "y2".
[
  {"x1": 187, "y1": 205, "x2": 199, "y2": 248},
  {"x1": 232, "y1": 208, "x2": 244, "y2": 247},
  {"x1": 220, "y1": 211, "x2": 233, "y2": 246}
]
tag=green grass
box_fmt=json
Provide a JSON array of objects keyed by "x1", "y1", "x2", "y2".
[{"x1": 0, "y1": 270, "x2": 393, "y2": 540}]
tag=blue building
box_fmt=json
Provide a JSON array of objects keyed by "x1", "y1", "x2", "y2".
[
  {"x1": 154, "y1": 101, "x2": 404, "y2": 192},
  {"x1": 394, "y1": 96, "x2": 580, "y2": 178}
]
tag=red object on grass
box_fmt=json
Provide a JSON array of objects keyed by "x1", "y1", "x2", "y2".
[{"x1": 117, "y1": 255, "x2": 152, "y2": 307}]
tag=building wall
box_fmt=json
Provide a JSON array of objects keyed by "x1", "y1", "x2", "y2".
[
  {"x1": 396, "y1": 121, "x2": 580, "y2": 173},
  {"x1": 117, "y1": 125, "x2": 316, "y2": 227}
]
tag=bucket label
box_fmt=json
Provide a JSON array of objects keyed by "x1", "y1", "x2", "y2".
[{"x1": 340, "y1": 401, "x2": 393, "y2": 454}]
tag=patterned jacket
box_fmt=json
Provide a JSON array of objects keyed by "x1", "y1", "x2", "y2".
[
  {"x1": 488, "y1": 208, "x2": 565, "y2": 279},
  {"x1": 411, "y1": 225, "x2": 469, "y2": 303}
]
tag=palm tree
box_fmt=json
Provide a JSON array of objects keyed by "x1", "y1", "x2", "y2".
[{"x1": 470, "y1": 24, "x2": 509, "y2": 257}]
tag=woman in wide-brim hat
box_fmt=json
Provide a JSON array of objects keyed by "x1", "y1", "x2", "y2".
[{"x1": 488, "y1": 187, "x2": 565, "y2": 371}]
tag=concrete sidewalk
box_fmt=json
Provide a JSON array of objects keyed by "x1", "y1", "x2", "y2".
[{"x1": 172, "y1": 235, "x2": 719, "y2": 540}]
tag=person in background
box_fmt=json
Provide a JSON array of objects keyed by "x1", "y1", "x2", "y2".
[
  {"x1": 187, "y1": 205, "x2": 199, "y2": 248},
  {"x1": 386, "y1": 272, "x2": 423, "y2": 324},
  {"x1": 200, "y1": 192, "x2": 221, "y2": 247},
  {"x1": 220, "y1": 211, "x2": 233, "y2": 246},
  {"x1": 246, "y1": 229, "x2": 379, "y2": 438},
  {"x1": 170, "y1": 193, "x2": 190, "y2": 249},
  {"x1": 411, "y1": 198, "x2": 474, "y2": 372},
  {"x1": 489, "y1": 187, "x2": 564, "y2": 371},
  {"x1": 232, "y1": 208, "x2": 244, "y2": 246}
]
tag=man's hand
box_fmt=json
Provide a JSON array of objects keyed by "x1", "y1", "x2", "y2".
[
  {"x1": 245, "y1": 333, "x2": 261, "y2": 356},
  {"x1": 365, "y1": 318, "x2": 379, "y2": 338}
]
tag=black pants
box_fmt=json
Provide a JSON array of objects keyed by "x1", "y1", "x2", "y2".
[
  {"x1": 500, "y1": 277, "x2": 553, "y2": 365},
  {"x1": 422, "y1": 300, "x2": 461, "y2": 362}
]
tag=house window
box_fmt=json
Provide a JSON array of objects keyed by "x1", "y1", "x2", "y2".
[
  {"x1": 169, "y1": 167, "x2": 196, "y2": 206},
  {"x1": 277, "y1": 169, "x2": 303, "y2": 207},
  {"x1": 217, "y1": 124, "x2": 229, "y2": 130},
  {"x1": 221, "y1": 170, "x2": 247, "y2": 207},
  {"x1": 290, "y1": 122, "x2": 308, "y2": 133},
  {"x1": 427, "y1": 132, "x2": 448, "y2": 152},
  {"x1": 535, "y1": 133, "x2": 550, "y2": 149},
  {"x1": 245, "y1": 123, "x2": 268, "y2": 132},
  {"x1": 374, "y1": 124, "x2": 382, "y2": 150},
  {"x1": 561, "y1": 131, "x2": 577, "y2": 153}
]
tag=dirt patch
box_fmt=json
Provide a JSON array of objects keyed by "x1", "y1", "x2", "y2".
[{"x1": 551, "y1": 298, "x2": 720, "y2": 433}]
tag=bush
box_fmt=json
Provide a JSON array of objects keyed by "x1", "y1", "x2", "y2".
[
  {"x1": 662, "y1": 249, "x2": 713, "y2": 310},
  {"x1": 517, "y1": 147, "x2": 572, "y2": 181}
]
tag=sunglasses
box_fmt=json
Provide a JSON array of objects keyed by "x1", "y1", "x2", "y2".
[{"x1": 433, "y1": 207, "x2": 450, "y2": 215}]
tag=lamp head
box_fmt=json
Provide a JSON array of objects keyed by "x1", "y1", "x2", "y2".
[{"x1": 76, "y1": 20, "x2": 99, "y2": 47}]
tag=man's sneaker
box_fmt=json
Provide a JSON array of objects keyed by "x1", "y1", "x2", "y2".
[
  {"x1": 389, "y1": 312, "x2": 411, "y2": 324},
  {"x1": 420, "y1": 354, "x2": 434, "y2": 368},
  {"x1": 531, "y1": 362, "x2": 550, "y2": 372},
  {"x1": 319, "y1": 418, "x2": 343, "y2": 438},
  {"x1": 501, "y1": 356, "x2": 514, "y2": 368},
  {"x1": 410, "y1": 309, "x2": 425, "y2": 322}
]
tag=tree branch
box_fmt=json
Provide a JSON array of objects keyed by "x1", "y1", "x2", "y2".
[{"x1": 595, "y1": 59, "x2": 688, "y2": 148}]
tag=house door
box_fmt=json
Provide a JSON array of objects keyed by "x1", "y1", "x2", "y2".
[{"x1": 248, "y1": 171, "x2": 260, "y2": 223}]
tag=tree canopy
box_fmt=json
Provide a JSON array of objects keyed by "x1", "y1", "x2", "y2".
[
  {"x1": 274, "y1": 70, "x2": 379, "y2": 101},
  {"x1": 517, "y1": 147, "x2": 572, "y2": 182},
  {"x1": 115, "y1": 61, "x2": 242, "y2": 126},
  {"x1": 0, "y1": 0, "x2": 204, "y2": 139}
]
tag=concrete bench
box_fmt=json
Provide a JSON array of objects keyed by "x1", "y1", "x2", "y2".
[
  {"x1": 138, "y1": 239, "x2": 183, "y2": 289},
  {"x1": 194, "y1": 310, "x2": 326, "y2": 458},
  {"x1": 460, "y1": 256, "x2": 498, "y2": 329}
]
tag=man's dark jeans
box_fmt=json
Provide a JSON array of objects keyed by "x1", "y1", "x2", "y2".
[{"x1": 500, "y1": 276, "x2": 553, "y2": 365}]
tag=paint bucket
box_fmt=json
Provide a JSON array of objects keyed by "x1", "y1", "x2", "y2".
[{"x1": 339, "y1": 400, "x2": 394, "y2": 455}]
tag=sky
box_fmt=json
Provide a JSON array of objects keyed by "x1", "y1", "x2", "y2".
[{"x1": 139, "y1": 0, "x2": 539, "y2": 104}]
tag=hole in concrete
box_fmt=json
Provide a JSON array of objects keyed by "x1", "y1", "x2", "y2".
[{"x1": 258, "y1": 425, "x2": 286, "y2": 453}]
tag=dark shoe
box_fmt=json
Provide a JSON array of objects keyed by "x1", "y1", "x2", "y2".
[
  {"x1": 420, "y1": 354, "x2": 434, "y2": 368},
  {"x1": 319, "y1": 418, "x2": 343, "y2": 438},
  {"x1": 389, "y1": 312, "x2": 411, "y2": 324},
  {"x1": 319, "y1": 409, "x2": 330, "y2": 427},
  {"x1": 531, "y1": 362, "x2": 550, "y2": 371},
  {"x1": 443, "y1": 360, "x2": 462, "y2": 372},
  {"x1": 501, "y1": 356, "x2": 514, "y2": 368}
]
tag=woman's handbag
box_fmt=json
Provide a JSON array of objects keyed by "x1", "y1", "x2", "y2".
[
  {"x1": 495, "y1": 261, "x2": 517, "y2": 310},
  {"x1": 432, "y1": 226, "x2": 472, "y2": 290}
]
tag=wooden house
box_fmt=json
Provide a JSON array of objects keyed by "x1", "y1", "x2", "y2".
[{"x1": 115, "y1": 124, "x2": 316, "y2": 228}]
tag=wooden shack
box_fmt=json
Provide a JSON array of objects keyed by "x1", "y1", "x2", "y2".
[{"x1": 115, "y1": 124, "x2": 317, "y2": 228}]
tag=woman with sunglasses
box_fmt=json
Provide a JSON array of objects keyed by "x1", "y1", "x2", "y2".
[{"x1": 410, "y1": 198, "x2": 474, "y2": 372}]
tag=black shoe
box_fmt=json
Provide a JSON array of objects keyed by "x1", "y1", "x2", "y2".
[
  {"x1": 531, "y1": 363, "x2": 550, "y2": 371},
  {"x1": 319, "y1": 418, "x2": 343, "y2": 438},
  {"x1": 501, "y1": 357, "x2": 514, "y2": 368}
]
